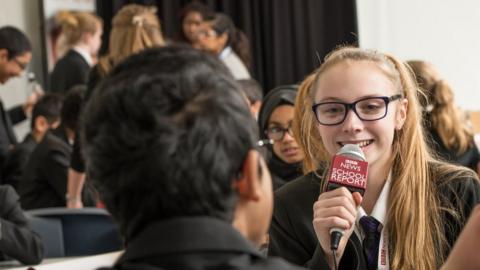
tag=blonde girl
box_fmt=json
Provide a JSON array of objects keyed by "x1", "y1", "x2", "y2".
[
  {"x1": 268, "y1": 47, "x2": 480, "y2": 270},
  {"x1": 50, "y1": 11, "x2": 103, "y2": 93},
  {"x1": 97, "y1": 4, "x2": 166, "y2": 77}
]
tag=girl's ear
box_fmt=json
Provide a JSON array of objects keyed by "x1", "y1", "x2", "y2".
[
  {"x1": 0, "y1": 49, "x2": 8, "y2": 62},
  {"x1": 395, "y1": 98, "x2": 408, "y2": 130}
]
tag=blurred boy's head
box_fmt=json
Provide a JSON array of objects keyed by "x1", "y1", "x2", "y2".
[
  {"x1": 83, "y1": 47, "x2": 273, "y2": 245},
  {"x1": 30, "y1": 93, "x2": 63, "y2": 142}
]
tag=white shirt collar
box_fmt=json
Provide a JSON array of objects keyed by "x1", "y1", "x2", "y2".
[
  {"x1": 354, "y1": 172, "x2": 391, "y2": 238},
  {"x1": 72, "y1": 46, "x2": 93, "y2": 67},
  {"x1": 219, "y1": 46, "x2": 232, "y2": 60}
]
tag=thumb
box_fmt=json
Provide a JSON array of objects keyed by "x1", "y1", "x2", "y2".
[{"x1": 352, "y1": 192, "x2": 363, "y2": 207}]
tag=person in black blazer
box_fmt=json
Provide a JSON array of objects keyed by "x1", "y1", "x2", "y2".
[
  {"x1": 50, "y1": 49, "x2": 89, "y2": 93},
  {"x1": 19, "y1": 87, "x2": 94, "y2": 210},
  {"x1": 2, "y1": 94, "x2": 63, "y2": 191},
  {"x1": 50, "y1": 11, "x2": 102, "y2": 93},
  {"x1": 86, "y1": 47, "x2": 304, "y2": 270},
  {"x1": 0, "y1": 27, "x2": 41, "y2": 170},
  {"x1": 269, "y1": 47, "x2": 480, "y2": 269},
  {"x1": 0, "y1": 184, "x2": 44, "y2": 264},
  {"x1": 408, "y1": 60, "x2": 480, "y2": 173}
]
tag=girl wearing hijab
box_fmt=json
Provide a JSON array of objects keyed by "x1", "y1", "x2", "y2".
[{"x1": 258, "y1": 85, "x2": 304, "y2": 190}]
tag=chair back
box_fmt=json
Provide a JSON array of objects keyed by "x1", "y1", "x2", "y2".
[{"x1": 27, "y1": 207, "x2": 123, "y2": 258}]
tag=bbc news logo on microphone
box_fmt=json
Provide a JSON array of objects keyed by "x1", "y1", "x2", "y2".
[{"x1": 328, "y1": 155, "x2": 368, "y2": 190}]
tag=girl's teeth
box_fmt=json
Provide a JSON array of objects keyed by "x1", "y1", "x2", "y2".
[{"x1": 340, "y1": 140, "x2": 371, "y2": 147}]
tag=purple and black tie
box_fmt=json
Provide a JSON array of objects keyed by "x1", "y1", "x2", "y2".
[{"x1": 359, "y1": 216, "x2": 382, "y2": 270}]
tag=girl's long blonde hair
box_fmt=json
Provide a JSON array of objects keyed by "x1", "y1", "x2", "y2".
[
  {"x1": 408, "y1": 60, "x2": 474, "y2": 155},
  {"x1": 295, "y1": 47, "x2": 474, "y2": 269},
  {"x1": 98, "y1": 4, "x2": 165, "y2": 76},
  {"x1": 292, "y1": 72, "x2": 321, "y2": 174}
]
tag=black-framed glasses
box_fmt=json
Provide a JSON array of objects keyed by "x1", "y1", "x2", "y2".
[
  {"x1": 311, "y1": 94, "x2": 403, "y2": 126},
  {"x1": 265, "y1": 125, "x2": 293, "y2": 141}
]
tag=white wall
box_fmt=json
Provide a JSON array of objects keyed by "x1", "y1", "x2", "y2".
[
  {"x1": 356, "y1": 0, "x2": 480, "y2": 111},
  {"x1": 0, "y1": 0, "x2": 43, "y2": 139}
]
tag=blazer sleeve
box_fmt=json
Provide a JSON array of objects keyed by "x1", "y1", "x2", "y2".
[
  {"x1": 0, "y1": 185, "x2": 44, "y2": 264},
  {"x1": 1, "y1": 147, "x2": 29, "y2": 190},
  {"x1": 42, "y1": 147, "x2": 70, "y2": 200},
  {"x1": 269, "y1": 193, "x2": 331, "y2": 269},
  {"x1": 68, "y1": 63, "x2": 90, "y2": 90},
  {"x1": 7, "y1": 106, "x2": 26, "y2": 126}
]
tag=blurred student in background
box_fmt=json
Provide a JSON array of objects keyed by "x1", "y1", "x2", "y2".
[
  {"x1": 67, "y1": 4, "x2": 167, "y2": 208},
  {"x1": 0, "y1": 27, "x2": 45, "y2": 259},
  {"x1": 20, "y1": 87, "x2": 95, "y2": 210},
  {"x1": 95, "y1": 4, "x2": 166, "y2": 82},
  {"x1": 174, "y1": 1, "x2": 214, "y2": 48},
  {"x1": 50, "y1": 11, "x2": 103, "y2": 93},
  {"x1": 408, "y1": 60, "x2": 480, "y2": 174},
  {"x1": 2, "y1": 94, "x2": 63, "y2": 191},
  {"x1": 258, "y1": 85, "x2": 304, "y2": 190},
  {"x1": 198, "y1": 12, "x2": 251, "y2": 79},
  {"x1": 0, "y1": 26, "x2": 41, "y2": 171}
]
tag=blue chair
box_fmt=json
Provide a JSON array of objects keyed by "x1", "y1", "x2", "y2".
[{"x1": 26, "y1": 207, "x2": 123, "y2": 258}]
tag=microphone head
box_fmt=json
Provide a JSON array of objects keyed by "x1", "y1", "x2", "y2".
[
  {"x1": 337, "y1": 144, "x2": 366, "y2": 161},
  {"x1": 326, "y1": 144, "x2": 368, "y2": 195}
]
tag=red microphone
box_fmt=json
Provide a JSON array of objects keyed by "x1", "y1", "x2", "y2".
[{"x1": 326, "y1": 144, "x2": 368, "y2": 250}]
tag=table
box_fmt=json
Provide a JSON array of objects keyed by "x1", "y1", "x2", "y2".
[{"x1": 0, "y1": 251, "x2": 122, "y2": 270}]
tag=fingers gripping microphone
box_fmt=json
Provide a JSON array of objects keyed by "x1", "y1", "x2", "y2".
[{"x1": 326, "y1": 144, "x2": 368, "y2": 251}]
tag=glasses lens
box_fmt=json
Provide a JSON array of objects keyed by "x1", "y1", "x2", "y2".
[
  {"x1": 266, "y1": 127, "x2": 284, "y2": 141},
  {"x1": 356, "y1": 98, "x2": 387, "y2": 120},
  {"x1": 315, "y1": 103, "x2": 346, "y2": 125}
]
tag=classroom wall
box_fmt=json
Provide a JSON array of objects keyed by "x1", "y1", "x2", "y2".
[{"x1": 357, "y1": 0, "x2": 480, "y2": 111}]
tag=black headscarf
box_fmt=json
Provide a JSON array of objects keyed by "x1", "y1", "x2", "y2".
[{"x1": 258, "y1": 85, "x2": 303, "y2": 189}]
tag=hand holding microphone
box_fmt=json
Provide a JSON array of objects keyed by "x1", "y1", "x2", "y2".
[
  {"x1": 312, "y1": 144, "x2": 367, "y2": 265},
  {"x1": 313, "y1": 187, "x2": 362, "y2": 259}
]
